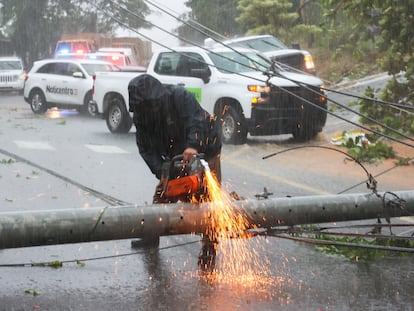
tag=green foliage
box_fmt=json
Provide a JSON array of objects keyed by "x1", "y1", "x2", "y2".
[
  {"x1": 395, "y1": 157, "x2": 411, "y2": 166},
  {"x1": 76, "y1": 260, "x2": 86, "y2": 267},
  {"x1": 359, "y1": 81, "x2": 414, "y2": 137},
  {"x1": 332, "y1": 130, "x2": 395, "y2": 163},
  {"x1": 0, "y1": 158, "x2": 15, "y2": 164},
  {"x1": 179, "y1": 0, "x2": 243, "y2": 43},
  {"x1": 322, "y1": 1, "x2": 414, "y2": 138},
  {"x1": 290, "y1": 24, "x2": 323, "y2": 48},
  {"x1": 314, "y1": 234, "x2": 414, "y2": 262},
  {"x1": 32, "y1": 260, "x2": 63, "y2": 268},
  {"x1": 345, "y1": 140, "x2": 395, "y2": 162},
  {"x1": 236, "y1": 0, "x2": 298, "y2": 43},
  {"x1": 25, "y1": 289, "x2": 41, "y2": 296}
]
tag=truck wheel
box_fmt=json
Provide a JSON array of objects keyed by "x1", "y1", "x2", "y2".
[
  {"x1": 81, "y1": 91, "x2": 97, "y2": 117},
  {"x1": 106, "y1": 95, "x2": 132, "y2": 133},
  {"x1": 293, "y1": 104, "x2": 327, "y2": 141},
  {"x1": 292, "y1": 121, "x2": 318, "y2": 141},
  {"x1": 29, "y1": 89, "x2": 48, "y2": 114},
  {"x1": 220, "y1": 105, "x2": 247, "y2": 145}
]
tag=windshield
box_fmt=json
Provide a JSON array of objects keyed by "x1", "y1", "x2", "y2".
[
  {"x1": 208, "y1": 51, "x2": 271, "y2": 74},
  {"x1": 229, "y1": 36, "x2": 288, "y2": 52},
  {"x1": 81, "y1": 63, "x2": 118, "y2": 75},
  {"x1": 0, "y1": 60, "x2": 23, "y2": 70}
]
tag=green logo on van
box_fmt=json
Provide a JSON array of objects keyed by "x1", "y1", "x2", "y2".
[{"x1": 185, "y1": 87, "x2": 202, "y2": 103}]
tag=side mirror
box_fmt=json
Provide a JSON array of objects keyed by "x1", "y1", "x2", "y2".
[
  {"x1": 291, "y1": 43, "x2": 301, "y2": 49},
  {"x1": 190, "y1": 68, "x2": 211, "y2": 83}
]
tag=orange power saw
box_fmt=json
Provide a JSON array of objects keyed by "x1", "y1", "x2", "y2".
[{"x1": 159, "y1": 154, "x2": 209, "y2": 202}]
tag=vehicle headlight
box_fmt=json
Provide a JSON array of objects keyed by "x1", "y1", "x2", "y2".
[
  {"x1": 304, "y1": 54, "x2": 315, "y2": 71},
  {"x1": 248, "y1": 85, "x2": 270, "y2": 105},
  {"x1": 248, "y1": 85, "x2": 270, "y2": 93},
  {"x1": 251, "y1": 97, "x2": 269, "y2": 105}
]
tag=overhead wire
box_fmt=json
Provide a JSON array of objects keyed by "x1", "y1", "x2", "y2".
[
  {"x1": 324, "y1": 86, "x2": 414, "y2": 113},
  {"x1": 3, "y1": 2, "x2": 411, "y2": 261},
  {"x1": 89, "y1": 0, "x2": 414, "y2": 150},
  {"x1": 0, "y1": 239, "x2": 201, "y2": 268},
  {"x1": 262, "y1": 145, "x2": 380, "y2": 195},
  {"x1": 275, "y1": 76, "x2": 414, "y2": 147},
  {"x1": 144, "y1": 0, "x2": 227, "y2": 42},
  {"x1": 99, "y1": 0, "x2": 414, "y2": 151},
  {"x1": 89, "y1": 0, "x2": 275, "y2": 82},
  {"x1": 265, "y1": 233, "x2": 414, "y2": 253},
  {"x1": 0, "y1": 148, "x2": 131, "y2": 206}
]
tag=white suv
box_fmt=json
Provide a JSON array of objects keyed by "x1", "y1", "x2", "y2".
[
  {"x1": 221, "y1": 35, "x2": 316, "y2": 75},
  {"x1": 23, "y1": 58, "x2": 118, "y2": 115},
  {"x1": 0, "y1": 56, "x2": 25, "y2": 93}
]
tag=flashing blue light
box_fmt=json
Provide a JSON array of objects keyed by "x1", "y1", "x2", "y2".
[{"x1": 58, "y1": 49, "x2": 70, "y2": 55}]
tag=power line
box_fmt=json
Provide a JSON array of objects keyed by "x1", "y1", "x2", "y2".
[{"x1": 90, "y1": 0, "x2": 414, "y2": 150}]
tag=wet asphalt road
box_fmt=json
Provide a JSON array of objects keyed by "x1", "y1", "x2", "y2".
[{"x1": 1, "y1": 77, "x2": 414, "y2": 311}]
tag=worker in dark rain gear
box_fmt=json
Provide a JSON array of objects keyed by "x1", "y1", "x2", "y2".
[
  {"x1": 128, "y1": 74, "x2": 221, "y2": 266},
  {"x1": 128, "y1": 74, "x2": 222, "y2": 195}
]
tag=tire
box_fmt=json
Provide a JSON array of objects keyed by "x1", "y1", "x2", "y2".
[
  {"x1": 292, "y1": 121, "x2": 318, "y2": 141},
  {"x1": 219, "y1": 105, "x2": 247, "y2": 145},
  {"x1": 292, "y1": 103, "x2": 327, "y2": 141},
  {"x1": 81, "y1": 91, "x2": 97, "y2": 117},
  {"x1": 29, "y1": 89, "x2": 48, "y2": 114},
  {"x1": 105, "y1": 95, "x2": 132, "y2": 133}
]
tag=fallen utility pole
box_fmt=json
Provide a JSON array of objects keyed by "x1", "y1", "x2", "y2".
[{"x1": 0, "y1": 190, "x2": 413, "y2": 249}]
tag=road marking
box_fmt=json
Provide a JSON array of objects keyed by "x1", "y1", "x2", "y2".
[
  {"x1": 85, "y1": 144, "x2": 129, "y2": 154},
  {"x1": 14, "y1": 140, "x2": 55, "y2": 150},
  {"x1": 227, "y1": 158, "x2": 330, "y2": 195},
  {"x1": 224, "y1": 147, "x2": 330, "y2": 195}
]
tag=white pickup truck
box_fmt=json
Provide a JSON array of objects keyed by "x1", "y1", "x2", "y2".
[{"x1": 91, "y1": 46, "x2": 327, "y2": 144}]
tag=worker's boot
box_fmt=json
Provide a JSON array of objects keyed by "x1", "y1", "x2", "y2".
[{"x1": 198, "y1": 235, "x2": 217, "y2": 271}]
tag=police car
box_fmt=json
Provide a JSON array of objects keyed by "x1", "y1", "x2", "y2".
[
  {"x1": 23, "y1": 58, "x2": 118, "y2": 116},
  {"x1": 86, "y1": 51, "x2": 133, "y2": 67}
]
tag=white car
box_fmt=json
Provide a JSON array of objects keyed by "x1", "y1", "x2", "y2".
[
  {"x1": 23, "y1": 58, "x2": 118, "y2": 115},
  {"x1": 0, "y1": 56, "x2": 25, "y2": 93}
]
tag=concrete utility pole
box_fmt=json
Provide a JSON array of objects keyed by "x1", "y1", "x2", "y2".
[{"x1": 0, "y1": 190, "x2": 413, "y2": 249}]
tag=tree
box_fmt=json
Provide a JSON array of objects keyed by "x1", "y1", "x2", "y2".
[
  {"x1": 236, "y1": 0, "x2": 298, "y2": 43},
  {"x1": 177, "y1": 0, "x2": 244, "y2": 44},
  {"x1": 323, "y1": 0, "x2": 414, "y2": 135}
]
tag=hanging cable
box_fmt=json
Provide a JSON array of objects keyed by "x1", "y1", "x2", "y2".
[
  {"x1": 0, "y1": 148, "x2": 131, "y2": 206},
  {"x1": 263, "y1": 145, "x2": 380, "y2": 195},
  {"x1": 0, "y1": 239, "x2": 200, "y2": 268},
  {"x1": 265, "y1": 233, "x2": 414, "y2": 253},
  {"x1": 90, "y1": 0, "x2": 414, "y2": 150},
  {"x1": 265, "y1": 65, "x2": 414, "y2": 147},
  {"x1": 324, "y1": 86, "x2": 414, "y2": 113}
]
